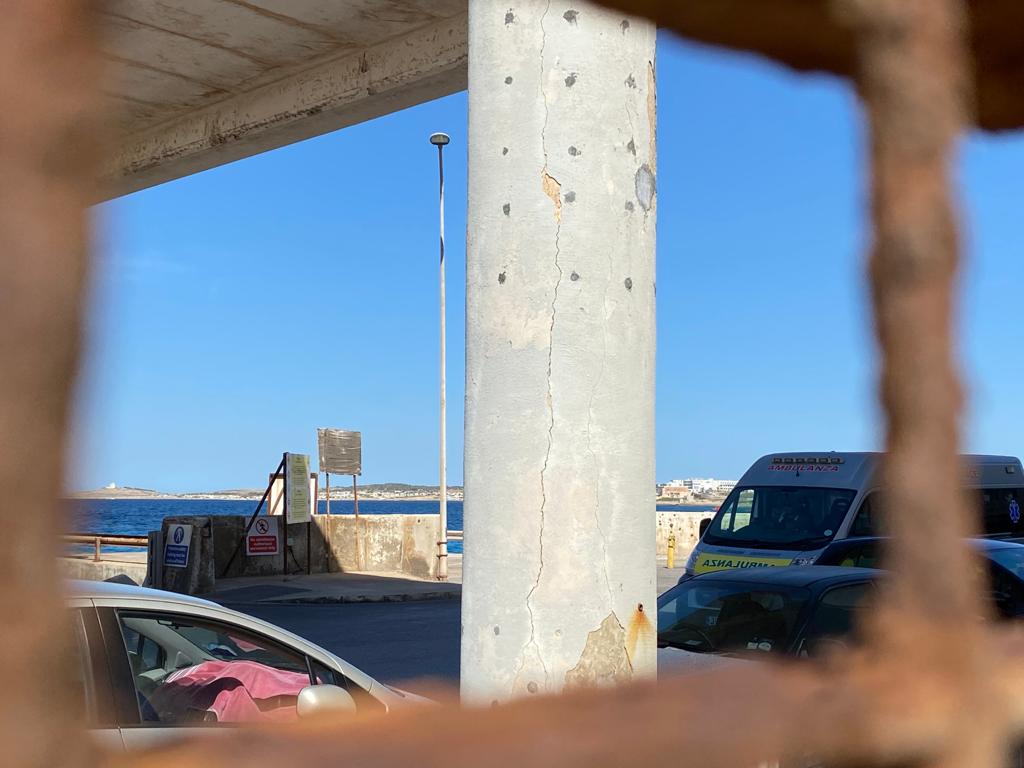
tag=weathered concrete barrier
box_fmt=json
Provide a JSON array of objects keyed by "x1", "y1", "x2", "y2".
[
  {"x1": 656, "y1": 510, "x2": 715, "y2": 557},
  {"x1": 136, "y1": 511, "x2": 709, "y2": 595},
  {"x1": 58, "y1": 555, "x2": 148, "y2": 584},
  {"x1": 156, "y1": 514, "x2": 441, "y2": 594}
]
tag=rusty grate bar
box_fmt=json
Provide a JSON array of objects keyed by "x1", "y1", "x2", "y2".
[{"x1": 2, "y1": 1, "x2": 1019, "y2": 768}]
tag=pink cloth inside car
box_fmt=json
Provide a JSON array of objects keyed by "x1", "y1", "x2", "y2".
[{"x1": 150, "y1": 660, "x2": 309, "y2": 723}]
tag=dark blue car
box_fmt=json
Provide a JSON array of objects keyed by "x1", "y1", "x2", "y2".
[{"x1": 815, "y1": 536, "x2": 1024, "y2": 618}]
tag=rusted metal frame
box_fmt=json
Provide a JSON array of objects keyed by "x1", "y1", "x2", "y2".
[
  {"x1": 64, "y1": 534, "x2": 150, "y2": 546},
  {"x1": 62, "y1": 534, "x2": 150, "y2": 561},
  {"x1": 103, "y1": 629, "x2": 1024, "y2": 768},
  {"x1": 0, "y1": 2, "x2": 104, "y2": 767},
  {"x1": 851, "y1": 1, "x2": 1006, "y2": 763},
  {"x1": 106, "y1": 2, "x2": 1017, "y2": 768},
  {"x1": 0, "y1": 1, "x2": 1007, "y2": 767}
]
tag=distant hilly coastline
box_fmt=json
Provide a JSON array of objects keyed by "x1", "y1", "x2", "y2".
[{"x1": 67, "y1": 483, "x2": 464, "y2": 501}]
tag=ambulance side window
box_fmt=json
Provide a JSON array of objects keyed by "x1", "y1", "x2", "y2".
[
  {"x1": 850, "y1": 495, "x2": 877, "y2": 537},
  {"x1": 980, "y1": 487, "x2": 1024, "y2": 537}
]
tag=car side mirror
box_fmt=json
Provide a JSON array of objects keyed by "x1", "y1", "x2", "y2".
[
  {"x1": 297, "y1": 684, "x2": 357, "y2": 718},
  {"x1": 699, "y1": 517, "x2": 711, "y2": 538}
]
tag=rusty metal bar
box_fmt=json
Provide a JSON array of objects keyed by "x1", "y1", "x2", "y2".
[
  {"x1": 0, "y1": 1, "x2": 103, "y2": 766},
  {"x1": 64, "y1": 533, "x2": 150, "y2": 547}
]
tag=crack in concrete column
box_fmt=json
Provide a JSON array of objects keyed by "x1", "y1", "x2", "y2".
[{"x1": 518, "y1": 0, "x2": 561, "y2": 692}]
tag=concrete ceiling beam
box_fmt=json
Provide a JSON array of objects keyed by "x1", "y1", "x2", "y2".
[{"x1": 102, "y1": 13, "x2": 467, "y2": 199}]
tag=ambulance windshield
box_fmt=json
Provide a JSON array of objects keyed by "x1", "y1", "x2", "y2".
[{"x1": 703, "y1": 486, "x2": 857, "y2": 550}]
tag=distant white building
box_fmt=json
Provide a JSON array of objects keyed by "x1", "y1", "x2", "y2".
[
  {"x1": 104, "y1": 482, "x2": 117, "y2": 490},
  {"x1": 681, "y1": 478, "x2": 737, "y2": 495}
]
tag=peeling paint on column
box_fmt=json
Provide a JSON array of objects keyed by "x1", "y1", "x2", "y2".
[
  {"x1": 634, "y1": 164, "x2": 655, "y2": 211},
  {"x1": 563, "y1": 9, "x2": 578, "y2": 25},
  {"x1": 564, "y1": 190, "x2": 576, "y2": 203},
  {"x1": 564, "y1": 72, "x2": 577, "y2": 87},
  {"x1": 505, "y1": 9, "x2": 515, "y2": 25},
  {"x1": 564, "y1": 613, "x2": 633, "y2": 687},
  {"x1": 625, "y1": 73, "x2": 636, "y2": 89},
  {"x1": 505, "y1": 75, "x2": 513, "y2": 84},
  {"x1": 541, "y1": 169, "x2": 562, "y2": 221}
]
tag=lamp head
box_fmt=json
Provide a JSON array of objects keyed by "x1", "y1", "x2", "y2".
[{"x1": 429, "y1": 132, "x2": 451, "y2": 146}]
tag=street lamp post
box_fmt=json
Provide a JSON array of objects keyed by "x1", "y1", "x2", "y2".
[{"x1": 430, "y1": 131, "x2": 450, "y2": 581}]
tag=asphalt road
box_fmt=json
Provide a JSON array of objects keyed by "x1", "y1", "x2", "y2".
[{"x1": 223, "y1": 598, "x2": 462, "y2": 693}]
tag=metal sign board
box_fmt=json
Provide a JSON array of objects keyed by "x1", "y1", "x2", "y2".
[
  {"x1": 164, "y1": 524, "x2": 192, "y2": 568},
  {"x1": 246, "y1": 517, "x2": 279, "y2": 556},
  {"x1": 285, "y1": 452, "x2": 311, "y2": 524},
  {"x1": 317, "y1": 428, "x2": 362, "y2": 475}
]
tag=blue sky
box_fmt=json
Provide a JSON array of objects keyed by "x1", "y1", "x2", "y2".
[{"x1": 72, "y1": 33, "x2": 1024, "y2": 492}]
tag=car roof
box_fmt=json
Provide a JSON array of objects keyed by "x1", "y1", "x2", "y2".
[
  {"x1": 826, "y1": 536, "x2": 1024, "y2": 552},
  {"x1": 692, "y1": 565, "x2": 879, "y2": 587},
  {"x1": 65, "y1": 579, "x2": 220, "y2": 608}
]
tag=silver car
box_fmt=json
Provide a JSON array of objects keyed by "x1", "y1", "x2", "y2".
[{"x1": 68, "y1": 580, "x2": 428, "y2": 750}]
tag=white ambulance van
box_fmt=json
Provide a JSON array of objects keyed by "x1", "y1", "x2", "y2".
[{"x1": 684, "y1": 452, "x2": 1024, "y2": 577}]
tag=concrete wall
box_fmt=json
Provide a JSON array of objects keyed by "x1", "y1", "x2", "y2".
[
  {"x1": 656, "y1": 511, "x2": 715, "y2": 557},
  {"x1": 317, "y1": 515, "x2": 439, "y2": 579},
  {"x1": 58, "y1": 557, "x2": 148, "y2": 584},
  {"x1": 152, "y1": 514, "x2": 441, "y2": 593}
]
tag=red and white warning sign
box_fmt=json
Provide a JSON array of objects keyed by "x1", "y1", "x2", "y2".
[{"x1": 246, "y1": 516, "x2": 280, "y2": 556}]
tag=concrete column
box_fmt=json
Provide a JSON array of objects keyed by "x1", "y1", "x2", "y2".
[{"x1": 462, "y1": 0, "x2": 656, "y2": 703}]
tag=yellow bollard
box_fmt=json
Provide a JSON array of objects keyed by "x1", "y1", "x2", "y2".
[{"x1": 667, "y1": 534, "x2": 676, "y2": 569}]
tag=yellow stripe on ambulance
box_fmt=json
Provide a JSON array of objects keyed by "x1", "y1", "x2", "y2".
[{"x1": 694, "y1": 554, "x2": 794, "y2": 574}]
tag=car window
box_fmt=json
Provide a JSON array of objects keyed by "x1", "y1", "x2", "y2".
[
  {"x1": 657, "y1": 581, "x2": 810, "y2": 655},
  {"x1": 801, "y1": 583, "x2": 873, "y2": 657},
  {"x1": 116, "y1": 611, "x2": 314, "y2": 726},
  {"x1": 834, "y1": 543, "x2": 880, "y2": 569}
]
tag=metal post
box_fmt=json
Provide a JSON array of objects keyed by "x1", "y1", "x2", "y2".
[
  {"x1": 325, "y1": 471, "x2": 331, "y2": 516},
  {"x1": 282, "y1": 452, "x2": 288, "y2": 577},
  {"x1": 352, "y1": 474, "x2": 359, "y2": 517},
  {"x1": 93, "y1": 537, "x2": 100, "y2": 562},
  {"x1": 430, "y1": 131, "x2": 450, "y2": 581},
  {"x1": 220, "y1": 455, "x2": 284, "y2": 579}
]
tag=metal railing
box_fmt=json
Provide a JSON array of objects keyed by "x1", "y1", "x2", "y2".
[{"x1": 62, "y1": 532, "x2": 149, "y2": 562}]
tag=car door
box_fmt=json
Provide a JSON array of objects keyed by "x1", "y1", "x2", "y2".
[
  {"x1": 67, "y1": 600, "x2": 123, "y2": 751},
  {"x1": 796, "y1": 581, "x2": 875, "y2": 657},
  {"x1": 94, "y1": 605, "x2": 343, "y2": 749}
]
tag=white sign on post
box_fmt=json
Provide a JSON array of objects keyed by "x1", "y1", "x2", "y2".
[
  {"x1": 285, "y1": 453, "x2": 311, "y2": 524},
  {"x1": 246, "y1": 516, "x2": 280, "y2": 556},
  {"x1": 164, "y1": 524, "x2": 193, "y2": 568}
]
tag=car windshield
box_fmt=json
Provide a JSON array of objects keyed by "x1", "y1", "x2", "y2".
[
  {"x1": 703, "y1": 486, "x2": 857, "y2": 550},
  {"x1": 657, "y1": 580, "x2": 810, "y2": 655}
]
